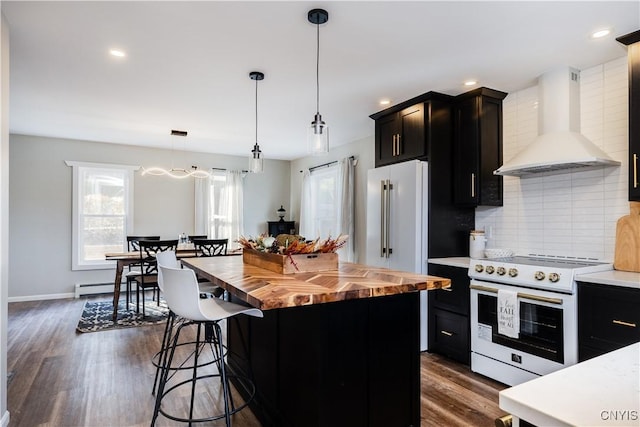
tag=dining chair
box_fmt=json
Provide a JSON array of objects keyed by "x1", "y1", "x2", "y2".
[
  {"x1": 188, "y1": 235, "x2": 207, "y2": 242},
  {"x1": 124, "y1": 235, "x2": 161, "y2": 306},
  {"x1": 132, "y1": 239, "x2": 178, "y2": 316},
  {"x1": 192, "y1": 238, "x2": 228, "y2": 298},
  {"x1": 192, "y1": 238, "x2": 228, "y2": 257},
  {"x1": 152, "y1": 266, "x2": 263, "y2": 426}
]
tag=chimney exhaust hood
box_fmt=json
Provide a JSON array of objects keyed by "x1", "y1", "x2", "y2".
[{"x1": 494, "y1": 67, "x2": 620, "y2": 177}]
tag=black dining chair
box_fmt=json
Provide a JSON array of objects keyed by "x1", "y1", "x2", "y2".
[
  {"x1": 192, "y1": 238, "x2": 228, "y2": 257},
  {"x1": 188, "y1": 235, "x2": 207, "y2": 242},
  {"x1": 132, "y1": 239, "x2": 179, "y2": 316},
  {"x1": 124, "y1": 236, "x2": 161, "y2": 305},
  {"x1": 192, "y1": 239, "x2": 228, "y2": 298}
]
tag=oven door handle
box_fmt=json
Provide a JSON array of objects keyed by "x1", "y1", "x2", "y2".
[{"x1": 469, "y1": 284, "x2": 564, "y2": 305}]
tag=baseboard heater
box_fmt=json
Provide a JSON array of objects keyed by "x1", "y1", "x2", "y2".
[{"x1": 74, "y1": 282, "x2": 125, "y2": 298}]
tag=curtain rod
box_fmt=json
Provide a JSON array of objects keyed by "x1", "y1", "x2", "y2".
[
  {"x1": 212, "y1": 167, "x2": 249, "y2": 173},
  {"x1": 302, "y1": 155, "x2": 356, "y2": 173}
]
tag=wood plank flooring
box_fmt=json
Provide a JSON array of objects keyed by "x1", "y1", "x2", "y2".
[{"x1": 7, "y1": 297, "x2": 507, "y2": 426}]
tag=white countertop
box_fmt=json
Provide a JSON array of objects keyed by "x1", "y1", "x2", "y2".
[
  {"x1": 576, "y1": 270, "x2": 640, "y2": 290},
  {"x1": 427, "y1": 257, "x2": 470, "y2": 269},
  {"x1": 499, "y1": 343, "x2": 640, "y2": 427}
]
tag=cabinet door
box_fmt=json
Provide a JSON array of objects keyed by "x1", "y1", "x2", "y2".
[
  {"x1": 453, "y1": 97, "x2": 480, "y2": 206},
  {"x1": 374, "y1": 113, "x2": 400, "y2": 167},
  {"x1": 478, "y1": 96, "x2": 503, "y2": 206},
  {"x1": 578, "y1": 282, "x2": 640, "y2": 361},
  {"x1": 629, "y1": 42, "x2": 640, "y2": 201},
  {"x1": 427, "y1": 263, "x2": 470, "y2": 315},
  {"x1": 397, "y1": 104, "x2": 425, "y2": 161}
]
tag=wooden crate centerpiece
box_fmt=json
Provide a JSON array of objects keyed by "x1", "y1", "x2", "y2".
[{"x1": 242, "y1": 248, "x2": 338, "y2": 274}]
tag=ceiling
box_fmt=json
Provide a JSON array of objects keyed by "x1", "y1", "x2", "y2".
[{"x1": 2, "y1": 1, "x2": 639, "y2": 161}]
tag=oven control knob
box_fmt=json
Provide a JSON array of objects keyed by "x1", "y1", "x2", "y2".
[
  {"x1": 549, "y1": 272, "x2": 560, "y2": 283},
  {"x1": 475, "y1": 264, "x2": 484, "y2": 273},
  {"x1": 486, "y1": 265, "x2": 495, "y2": 274},
  {"x1": 534, "y1": 271, "x2": 546, "y2": 281},
  {"x1": 497, "y1": 267, "x2": 506, "y2": 276},
  {"x1": 508, "y1": 268, "x2": 518, "y2": 278}
]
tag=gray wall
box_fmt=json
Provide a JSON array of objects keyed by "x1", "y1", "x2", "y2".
[
  {"x1": 289, "y1": 135, "x2": 374, "y2": 264},
  {"x1": 9, "y1": 134, "x2": 290, "y2": 299}
]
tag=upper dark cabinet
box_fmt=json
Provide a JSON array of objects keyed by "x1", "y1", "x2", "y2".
[
  {"x1": 370, "y1": 92, "x2": 453, "y2": 168},
  {"x1": 453, "y1": 87, "x2": 507, "y2": 207},
  {"x1": 617, "y1": 30, "x2": 640, "y2": 201}
]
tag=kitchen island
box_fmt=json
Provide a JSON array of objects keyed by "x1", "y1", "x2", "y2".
[
  {"x1": 499, "y1": 343, "x2": 640, "y2": 426},
  {"x1": 182, "y1": 256, "x2": 451, "y2": 427}
]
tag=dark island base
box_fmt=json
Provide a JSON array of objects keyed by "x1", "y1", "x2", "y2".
[{"x1": 227, "y1": 292, "x2": 421, "y2": 427}]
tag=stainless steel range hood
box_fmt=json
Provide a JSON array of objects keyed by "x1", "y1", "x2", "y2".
[{"x1": 494, "y1": 67, "x2": 620, "y2": 177}]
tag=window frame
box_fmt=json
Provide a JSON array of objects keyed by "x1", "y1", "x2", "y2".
[
  {"x1": 305, "y1": 163, "x2": 340, "y2": 239},
  {"x1": 66, "y1": 161, "x2": 139, "y2": 270}
]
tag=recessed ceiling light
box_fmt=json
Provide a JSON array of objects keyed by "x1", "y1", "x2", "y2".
[
  {"x1": 464, "y1": 80, "x2": 477, "y2": 86},
  {"x1": 379, "y1": 99, "x2": 391, "y2": 106},
  {"x1": 109, "y1": 49, "x2": 126, "y2": 57},
  {"x1": 591, "y1": 28, "x2": 611, "y2": 39}
]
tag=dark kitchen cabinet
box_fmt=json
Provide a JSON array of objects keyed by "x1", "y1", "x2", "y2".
[
  {"x1": 578, "y1": 281, "x2": 640, "y2": 362},
  {"x1": 268, "y1": 221, "x2": 296, "y2": 237},
  {"x1": 428, "y1": 263, "x2": 470, "y2": 364},
  {"x1": 370, "y1": 91, "x2": 453, "y2": 168},
  {"x1": 453, "y1": 87, "x2": 507, "y2": 207},
  {"x1": 617, "y1": 30, "x2": 640, "y2": 201}
]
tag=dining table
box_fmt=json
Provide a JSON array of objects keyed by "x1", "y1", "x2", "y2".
[
  {"x1": 104, "y1": 245, "x2": 198, "y2": 321},
  {"x1": 181, "y1": 255, "x2": 451, "y2": 427}
]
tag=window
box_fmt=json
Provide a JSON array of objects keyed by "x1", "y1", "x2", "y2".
[
  {"x1": 194, "y1": 170, "x2": 244, "y2": 250},
  {"x1": 302, "y1": 165, "x2": 340, "y2": 238},
  {"x1": 66, "y1": 161, "x2": 138, "y2": 270}
]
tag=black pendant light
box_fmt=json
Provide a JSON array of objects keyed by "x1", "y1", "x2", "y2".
[
  {"x1": 308, "y1": 8, "x2": 329, "y2": 155},
  {"x1": 249, "y1": 71, "x2": 265, "y2": 173}
]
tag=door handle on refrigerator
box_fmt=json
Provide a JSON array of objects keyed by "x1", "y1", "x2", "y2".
[
  {"x1": 385, "y1": 179, "x2": 392, "y2": 258},
  {"x1": 380, "y1": 180, "x2": 386, "y2": 257}
]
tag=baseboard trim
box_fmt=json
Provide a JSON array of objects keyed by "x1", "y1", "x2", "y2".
[
  {"x1": 1, "y1": 410, "x2": 10, "y2": 427},
  {"x1": 8, "y1": 293, "x2": 75, "y2": 303}
]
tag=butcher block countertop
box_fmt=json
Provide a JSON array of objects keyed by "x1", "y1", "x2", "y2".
[{"x1": 182, "y1": 255, "x2": 451, "y2": 310}]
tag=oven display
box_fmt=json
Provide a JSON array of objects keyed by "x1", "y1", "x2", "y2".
[{"x1": 476, "y1": 294, "x2": 565, "y2": 363}]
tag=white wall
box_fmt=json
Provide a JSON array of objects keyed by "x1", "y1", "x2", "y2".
[
  {"x1": 476, "y1": 57, "x2": 629, "y2": 261},
  {"x1": 289, "y1": 135, "x2": 374, "y2": 264},
  {"x1": 0, "y1": 11, "x2": 9, "y2": 427},
  {"x1": 9, "y1": 134, "x2": 290, "y2": 299}
]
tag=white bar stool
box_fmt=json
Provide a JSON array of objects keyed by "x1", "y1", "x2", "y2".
[{"x1": 151, "y1": 265, "x2": 263, "y2": 426}]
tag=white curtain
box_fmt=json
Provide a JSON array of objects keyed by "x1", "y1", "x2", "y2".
[
  {"x1": 194, "y1": 176, "x2": 211, "y2": 237},
  {"x1": 337, "y1": 157, "x2": 355, "y2": 262},
  {"x1": 299, "y1": 170, "x2": 313, "y2": 238},
  {"x1": 194, "y1": 170, "x2": 244, "y2": 249},
  {"x1": 220, "y1": 170, "x2": 243, "y2": 249}
]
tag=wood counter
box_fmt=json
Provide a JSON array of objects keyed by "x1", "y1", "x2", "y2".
[
  {"x1": 181, "y1": 256, "x2": 451, "y2": 427},
  {"x1": 181, "y1": 255, "x2": 451, "y2": 310}
]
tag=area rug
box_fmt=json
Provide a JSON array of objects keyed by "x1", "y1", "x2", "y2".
[{"x1": 76, "y1": 298, "x2": 169, "y2": 333}]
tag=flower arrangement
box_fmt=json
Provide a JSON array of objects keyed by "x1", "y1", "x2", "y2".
[{"x1": 238, "y1": 233, "x2": 348, "y2": 255}]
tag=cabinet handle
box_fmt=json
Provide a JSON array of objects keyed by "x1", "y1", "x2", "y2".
[
  {"x1": 613, "y1": 319, "x2": 637, "y2": 328},
  {"x1": 441, "y1": 286, "x2": 453, "y2": 292},
  {"x1": 634, "y1": 153, "x2": 638, "y2": 189},
  {"x1": 440, "y1": 330, "x2": 454, "y2": 337},
  {"x1": 392, "y1": 135, "x2": 396, "y2": 156},
  {"x1": 396, "y1": 134, "x2": 401, "y2": 156},
  {"x1": 471, "y1": 173, "x2": 476, "y2": 198}
]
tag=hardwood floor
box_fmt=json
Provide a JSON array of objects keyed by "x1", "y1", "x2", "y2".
[{"x1": 7, "y1": 297, "x2": 507, "y2": 426}]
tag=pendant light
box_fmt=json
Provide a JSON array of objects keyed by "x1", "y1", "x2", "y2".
[
  {"x1": 141, "y1": 130, "x2": 211, "y2": 179},
  {"x1": 308, "y1": 8, "x2": 329, "y2": 155},
  {"x1": 249, "y1": 71, "x2": 265, "y2": 173}
]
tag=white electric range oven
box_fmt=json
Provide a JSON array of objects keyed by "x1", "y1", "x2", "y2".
[{"x1": 468, "y1": 255, "x2": 613, "y2": 386}]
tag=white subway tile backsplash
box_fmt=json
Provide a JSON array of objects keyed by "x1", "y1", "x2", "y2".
[{"x1": 476, "y1": 57, "x2": 628, "y2": 262}]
